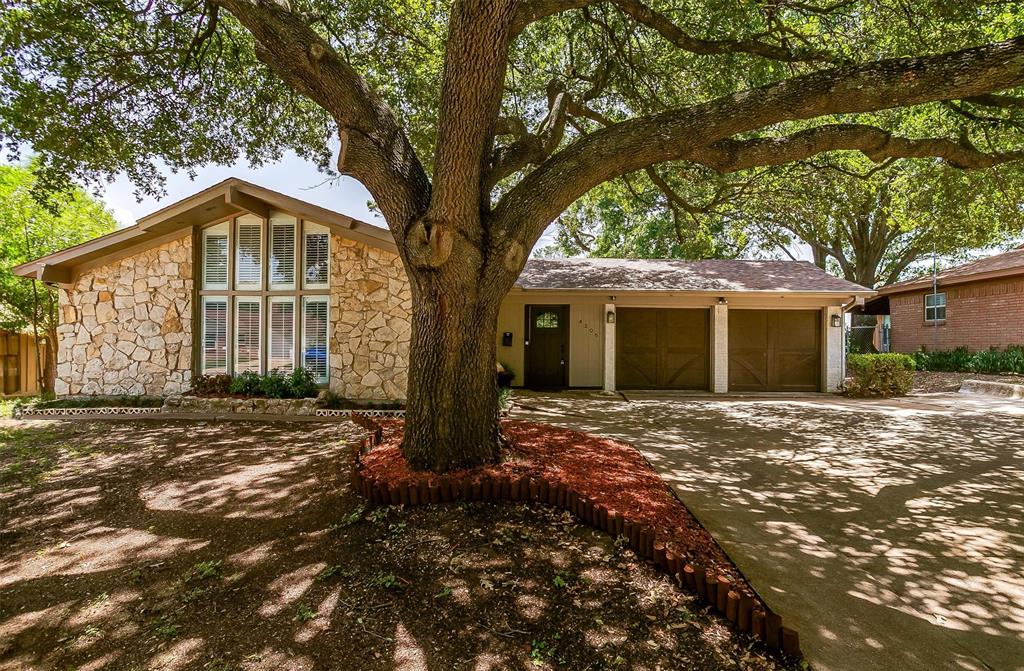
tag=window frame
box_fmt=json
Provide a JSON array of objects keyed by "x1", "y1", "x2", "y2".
[
  {"x1": 201, "y1": 296, "x2": 229, "y2": 375},
  {"x1": 234, "y1": 297, "x2": 263, "y2": 375},
  {"x1": 267, "y1": 296, "x2": 296, "y2": 374},
  {"x1": 202, "y1": 222, "x2": 230, "y2": 291},
  {"x1": 196, "y1": 213, "x2": 330, "y2": 385},
  {"x1": 301, "y1": 295, "x2": 330, "y2": 385},
  {"x1": 924, "y1": 291, "x2": 946, "y2": 322},
  {"x1": 269, "y1": 213, "x2": 297, "y2": 291}
]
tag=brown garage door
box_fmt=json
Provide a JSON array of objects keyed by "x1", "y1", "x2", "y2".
[
  {"x1": 616, "y1": 308, "x2": 709, "y2": 390},
  {"x1": 728, "y1": 310, "x2": 820, "y2": 392}
]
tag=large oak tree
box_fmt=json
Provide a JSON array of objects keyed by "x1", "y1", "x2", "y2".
[{"x1": 5, "y1": 0, "x2": 1024, "y2": 470}]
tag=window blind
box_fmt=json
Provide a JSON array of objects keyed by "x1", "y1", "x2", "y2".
[
  {"x1": 236, "y1": 217, "x2": 262, "y2": 289},
  {"x1": 269, "y1": 298, "x2": 295, "y2": 373},
  {"x1": 202, "y1": 297, "x2": 228, "y2": 374},
  {"x1": 302, "y1": 297, "x2": 328, "y2": 384},
  {"x1": 304, "y1": 225, "x2": 329, "y2": 288},
  {"x1": 270, "y1": 219, "x2": 296, "y2": 289},
  {"x1": 235, "y1": 299, "x2": 261, "y2": 374},
  {"x1": 203, "y1": 233, "x2": 228, "y2": 289}
]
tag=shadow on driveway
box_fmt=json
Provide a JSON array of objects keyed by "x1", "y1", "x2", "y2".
[{"x1": 515, "y1": 392, "x2": 1024, "y2": 671}]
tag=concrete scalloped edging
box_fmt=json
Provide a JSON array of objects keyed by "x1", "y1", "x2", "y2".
[
  {"x1": 344, "y1": 413, "x2": 802, "y2": 659},
  {"x1": 15, "y1": 406, "x2": 164, "y2": 419},
  {"x1": 959, "y1": 379, "x2": 1024, "y2": 399}
]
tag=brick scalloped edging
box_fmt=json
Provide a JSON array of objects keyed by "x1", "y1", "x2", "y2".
[{"x1": 344, "y1": 413, "x2": 802, "y2": 659}]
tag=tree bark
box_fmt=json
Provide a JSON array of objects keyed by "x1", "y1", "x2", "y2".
[{"x1": 402, "y1": 272, "x2": 504, "y2": 471}]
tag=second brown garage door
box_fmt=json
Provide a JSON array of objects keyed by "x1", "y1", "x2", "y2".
[
  {"x1": 616, "y1": 308, "x2": 709, "y2": 390},
  {"x1": 729, "y1": 310, "x2": 821, "y2": 392}
]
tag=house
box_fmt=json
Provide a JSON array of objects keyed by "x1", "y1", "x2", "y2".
[
  {"x1": 862, "y1": 246, "x2": 1024, "y2": 353},
  {"x1": 0, "y1": 328, "x2": 47, "y2": 396},
  {"x1": 12, "y1": 178, "x2": 873, "y2": 399}
]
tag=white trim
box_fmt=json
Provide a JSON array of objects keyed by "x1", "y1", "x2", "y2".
[
  {"x1": 269, "y1": 212, "x2": 297, "y2": 290},
  {"x1": 234, "y1": 297, "x2": 262, "y2": 374},
  {"x1": 202, "y1": 222, "x2": 229, "y2": 290},
  {"x1": 301, "y1": 295, "x2": 330, "y2": 384},
  {"x1": 267, "y1": 296, "x2": 296, "y2": 374},
  {"x1": 235, "y1": 214, "x2": 264, "y2": 290},
  {"x1": 302, "y1": 221, "x2": 330, "y2": 290},
  {"x1": 201, "y1": 296, "x2": 228, "y2": 374}
]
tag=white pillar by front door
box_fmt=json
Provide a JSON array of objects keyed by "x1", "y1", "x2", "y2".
[
  {"x1": 603, "y1": 303, "x2": 616, "y2": 392},
  {"x1": 711, "y1": 303, "x2": 729, "y2": 393}
]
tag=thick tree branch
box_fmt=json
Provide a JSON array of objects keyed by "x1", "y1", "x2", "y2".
[
  {"x1": 611, "y1": 0, "x2": 837, "y2": 63},
  {"x1": 693, "y1": 124, "x2": 1024, "y2": 172},
  {"x1": 213, "y1": 0, "x2": 430, "y2": 241},
  {"x1": 492, "y1": 36, "x2": 1024, "y2": 249},
  {"x1": 511, "y1": 0, "x2": 597, "y2": 35}
]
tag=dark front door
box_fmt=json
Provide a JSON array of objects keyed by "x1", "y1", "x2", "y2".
[
  {"x1": 525, "y1": 305, "x2": 568, "y2": 389},
  {"x1": 616, "y1": 308, "x2": 709, "y2": 390},
  {"x1": 728, "y1": 309, "x2": 821, "y2": 392}
]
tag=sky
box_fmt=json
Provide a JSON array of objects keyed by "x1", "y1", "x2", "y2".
[{"x1": 96, "y1": 152, "x2": 563, "y2": 254}]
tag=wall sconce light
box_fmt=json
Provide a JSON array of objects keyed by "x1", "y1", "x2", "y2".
[
  {"x1": 717, "y1": 297, "x2": 727, "y2": 305},
  {"x1": 606, "y1": 310, "x2": 616, "y2": 324},
  {"x1": 831, "y1": 313, "x2": 842, "y2": 328}
]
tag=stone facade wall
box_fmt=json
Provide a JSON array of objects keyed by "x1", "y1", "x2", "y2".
[
  {"x1": 329, "y1": 236, "x2": 412, "y2": 399},
  {"x1": 889, "y1": 276, "x2": 1024, "y2": 353},
  {"x1": 56, "y1": 237, "x2": 193, "y2": 396}
]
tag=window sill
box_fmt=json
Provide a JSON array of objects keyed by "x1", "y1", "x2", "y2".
[{"x1": 923, "y1": 320, "x2": 946, "y2": 326}]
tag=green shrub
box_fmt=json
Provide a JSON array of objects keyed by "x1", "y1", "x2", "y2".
[
  {"x1": 846, "y1": 353, "x2": 916, "y2": 398},
  {"x1": 285, "y1": 367, "x2": 319, "y2": 398},
  {"x1": 228, "y1": 371, "x2": 263, "y2": 396},
  {"x1": 913, "y1": 346, "x2": 1024, "y2": 374},
  {"x1": 258, "y1": 371, "x2": 291, "y2": 398}
]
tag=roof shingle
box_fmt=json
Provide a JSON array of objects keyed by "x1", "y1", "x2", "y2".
[
  {"x1": 515, "y1": 258, "x2": 872, "y2": 293},
  {"x1": 877, "y1": 245, "x2": 1024, "y2": 294}
]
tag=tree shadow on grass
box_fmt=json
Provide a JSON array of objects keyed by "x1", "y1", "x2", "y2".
[{"x1": 0, "y1": 418, "x2": 794, "y2": 671}]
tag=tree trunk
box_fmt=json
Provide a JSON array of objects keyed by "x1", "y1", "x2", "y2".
[{"x1": 401, "y1": 274, "x2": 504, "y2": 472}]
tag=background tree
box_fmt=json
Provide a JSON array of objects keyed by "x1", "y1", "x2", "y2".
[
  {"x1": 550, "y1": 157, "x2": 1024, "y2": 288},
  {"x1": 0, "y1": 164, "x2": 119, "y2": 392},
  {"x1": 6, "y1": 0, "x2": 1024, "y2": 469}
]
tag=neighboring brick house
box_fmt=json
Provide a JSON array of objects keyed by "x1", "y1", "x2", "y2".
[
  {"x1": 13, "y1": 178, "x2": 872, "y2": 398},
  {"x1": 864, "y1": 246, "x2": 1024, "y2": 353}
]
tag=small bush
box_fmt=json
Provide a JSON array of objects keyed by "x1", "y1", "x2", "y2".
[
  {"x1": 258, "y1": 371, "x2": 291, "y2": 398},
  {"x1": 190, "y1": 374, "x2": 232, "y2": 396},
  {"x1": 285, "y1": 367, "x2": 319, "y2": 398},
  {"x1": 228, "y1": 371, "x2": 263, "y2": 396},
  {"x1": 846, "y1": 353, "x2": 916, "y2": 398},
  {"x1": 914, "y1": 345, "x2": 1024, "y2": 374}
]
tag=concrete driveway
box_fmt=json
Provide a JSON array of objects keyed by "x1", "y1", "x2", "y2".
[{"x1": 514, "y1": 391, "x2": 1024, "y2": 671}]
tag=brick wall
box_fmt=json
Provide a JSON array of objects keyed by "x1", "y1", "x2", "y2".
[{"x1": 889, "y1": 276, "x2": 1024, "y2": 352}]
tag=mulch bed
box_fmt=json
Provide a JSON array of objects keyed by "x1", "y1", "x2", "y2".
[{"x1": 356, "y1": 417, "x2": 801, "y2": 658}]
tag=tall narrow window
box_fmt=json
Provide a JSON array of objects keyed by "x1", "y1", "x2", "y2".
[
  {"x1": 235, "y1": 298, "x2": 261, "y2": 374},
  {"x1": 202, "y1": 223, "x2": 229, "y2": 290},
  {"x1": 268, "y1": 297, "x2": 295, "y2": 373},
  {"x1": 269, "y1": 213, "x2": 296, "y2": 290},
  {"x1": 235, "y1": 214, "x2": 263, "y2": 289},
  {"x1": 303, "y1": 222, "x2": 329, "y2": 289},
  {"x1": 302, "y1": 296, "x2": 328, "y2": 384},
  {"x1": 202, "y1": 297, "x2": 228, "y2": 374}
]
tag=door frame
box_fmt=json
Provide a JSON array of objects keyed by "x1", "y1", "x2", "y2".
[{"x1": 523, "y1": 304, "x2": 570, "y2": 389}]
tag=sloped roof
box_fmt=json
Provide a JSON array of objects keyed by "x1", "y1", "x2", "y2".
[
  {"x1": 12, "y1": 177, "x2": 394, "y2": 283},
  {"x1": 876, "y1": 245, "x2": 1024, "y2": 295},
  {"x1": 516, "y1": 258, "x2": 872, "y2": 293}
]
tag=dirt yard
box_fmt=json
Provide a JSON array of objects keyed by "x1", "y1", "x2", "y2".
[
  {"x1": 0, "y1": 418, "x2": 792, "y2": 671},
  {"x1": 912, "y1": 370, "x2": 1024, "y2": 394}
]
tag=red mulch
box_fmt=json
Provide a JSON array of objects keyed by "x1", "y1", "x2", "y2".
[{"x1": 361, "y1": 419, "x2": 746, "y2": 592}]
